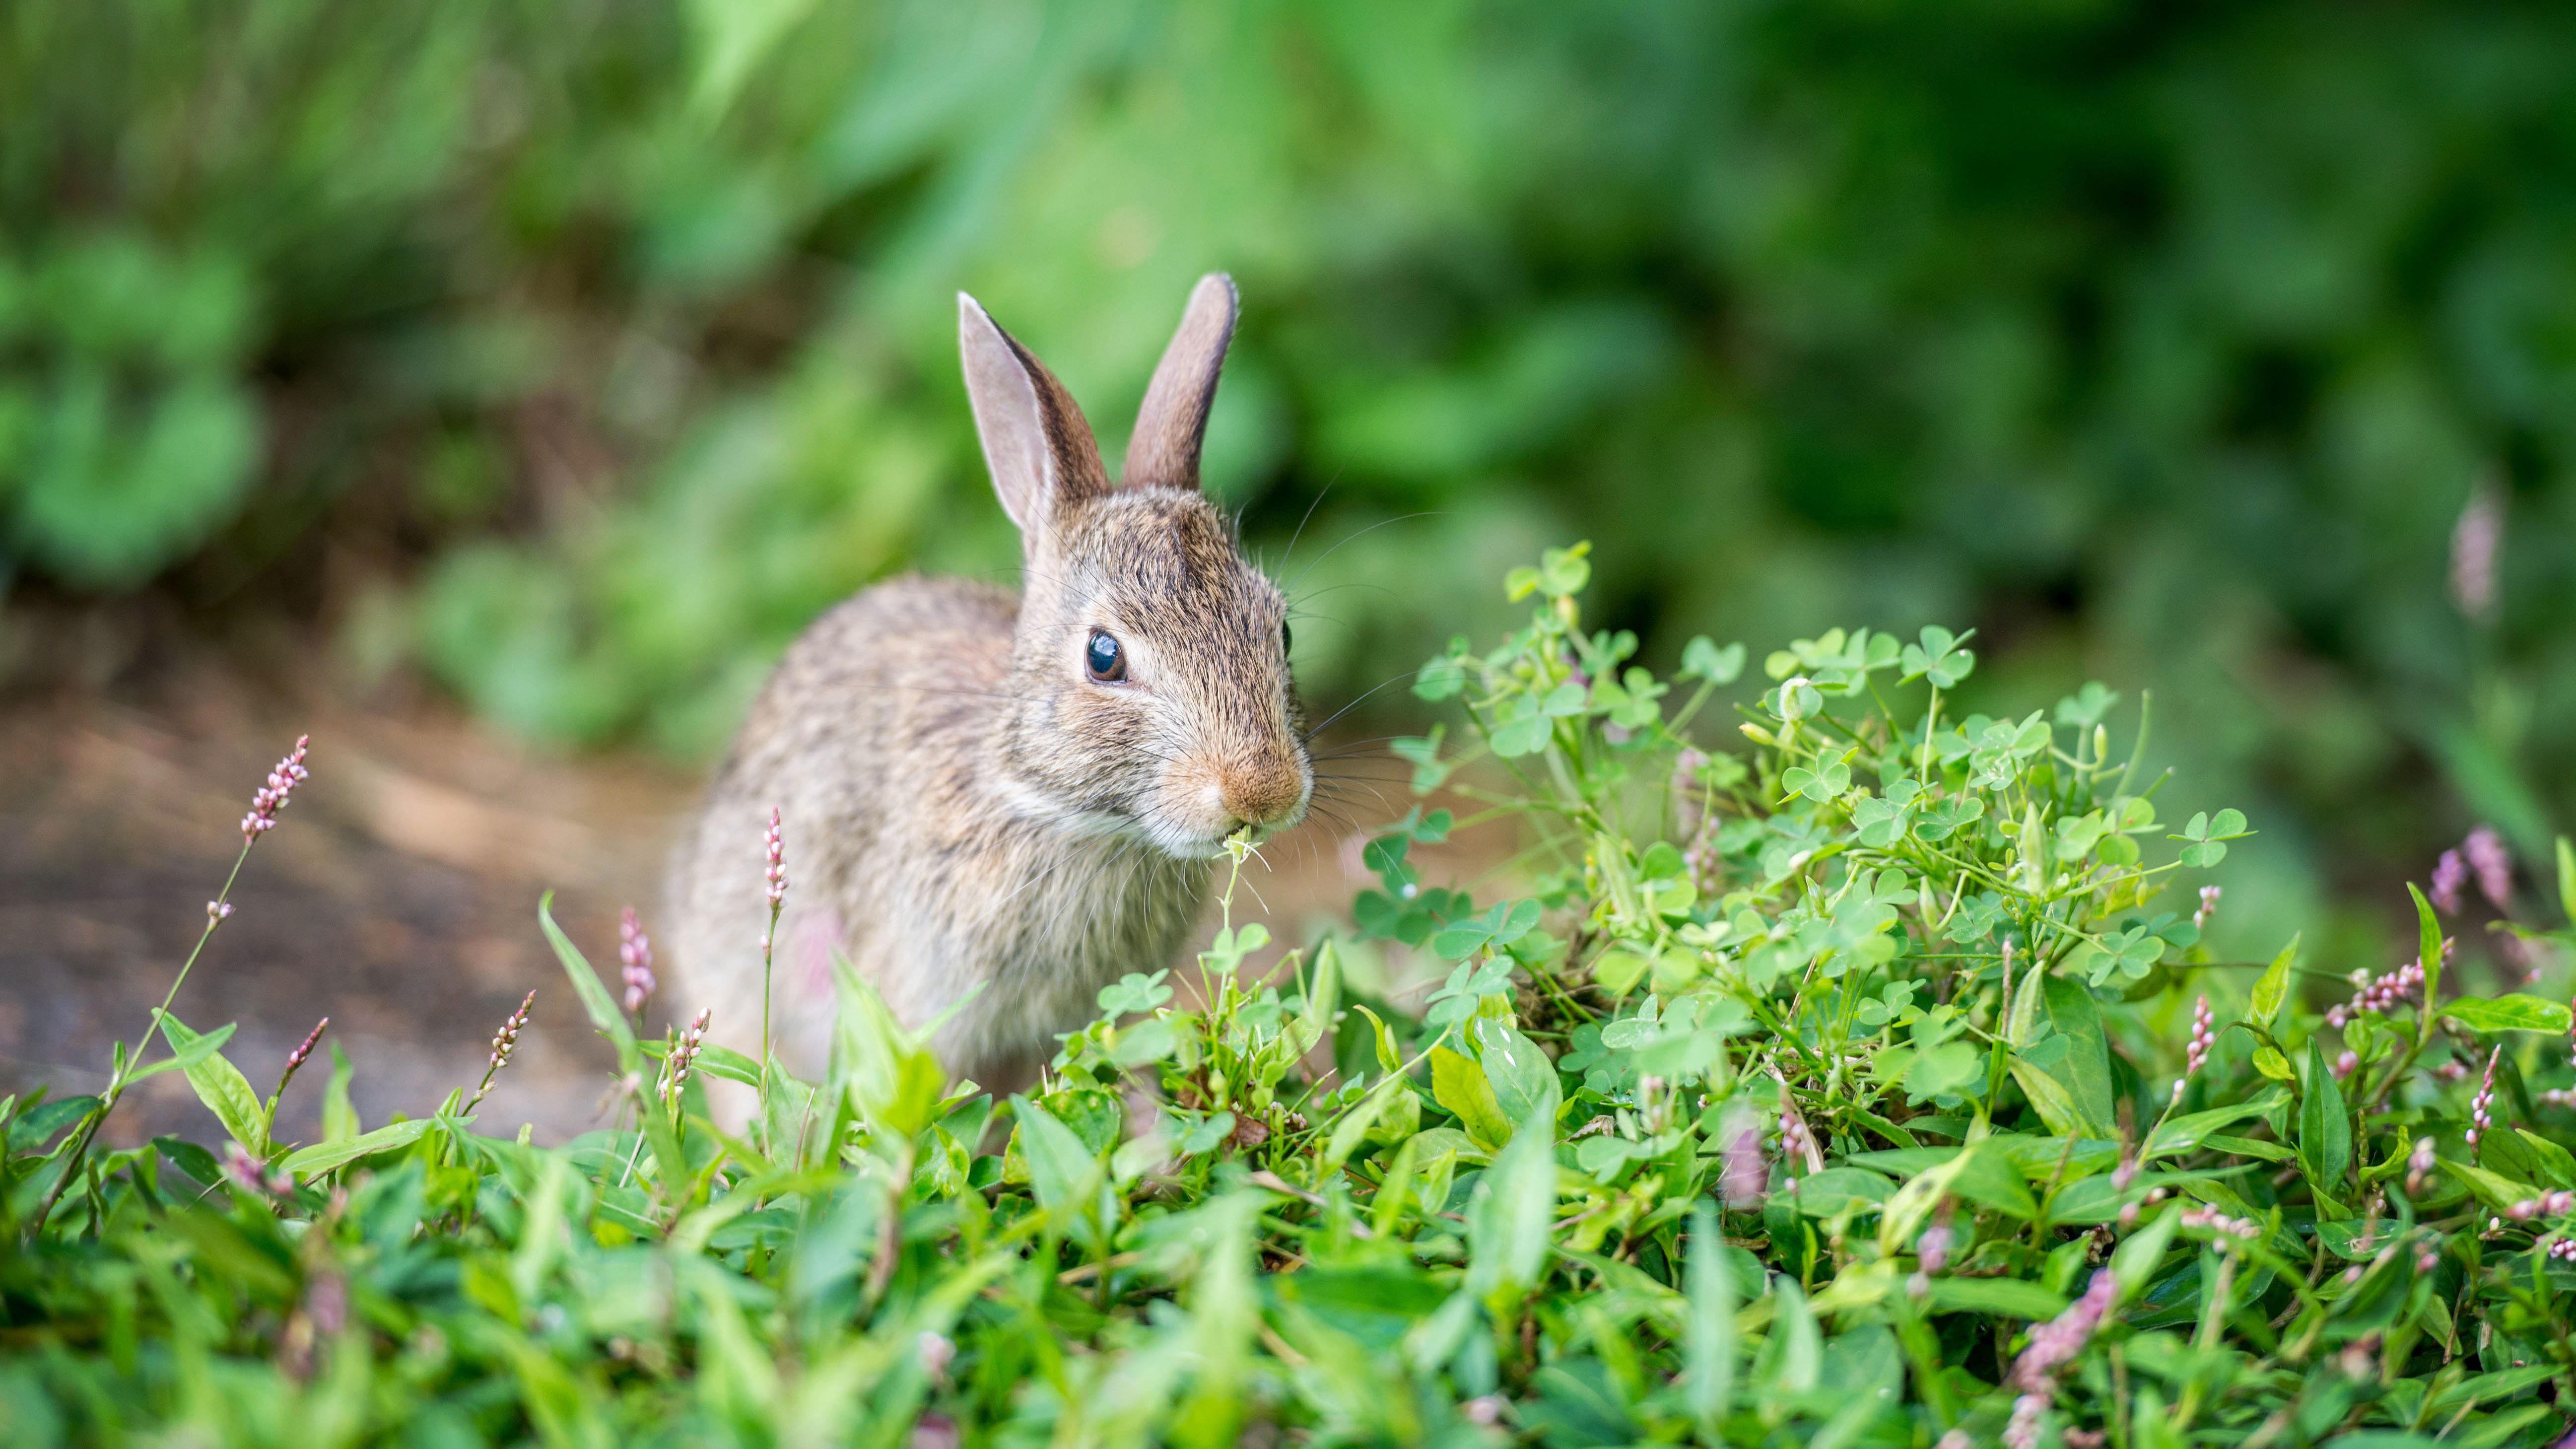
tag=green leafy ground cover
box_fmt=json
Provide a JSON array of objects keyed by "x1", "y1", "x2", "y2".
[{"x1": 6, "y1": 546, "x2": 2576, "y2": 1448}]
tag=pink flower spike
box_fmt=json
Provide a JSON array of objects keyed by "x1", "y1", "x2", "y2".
[
  {"x1": 239, "y1": 735, "x2": 312, "y2": 844},
  {"x1": 2431, "y1": 850, "x2": 2466, "y2": 915},
  {"x1": 207, "y1": 900, "x2": 233, "y2": 923},
  {"x1": 2462, "y1": 827, "x2": 2511, "y2": 909},
  {"x1": 763, "y1": 807, "x2": 788, "y2": 911},
  {"x1": 2468, "y1": 1045, "x2": 2500, "y2": 1154},
  {"x1": 2448, "y1": 484, "x2": 2501, "y2": 622},
  {"x1": 284, "y1": 1017, "x2": 328, "y2": 1077},
  {"x1": 2193, "y1": 884, "x2": 2222, "y2": 931},
  {"x1": 2187, "y1": 996, "x2": 2216, "y2": 1078},
  {"x1": 618, "y1": 907, "x2": 657, "y2": 1015}
]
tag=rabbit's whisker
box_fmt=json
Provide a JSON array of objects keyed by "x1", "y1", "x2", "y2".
[{"x1": 1288, "y1": 511, "x2": 1443, "y2": 592}]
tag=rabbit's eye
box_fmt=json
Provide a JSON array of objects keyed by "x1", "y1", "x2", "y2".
[
  {"x1": 1085, "y1": 629, "x2": 1127, "y2": 683},
  {"x1": 1281, "y1": 620, "x2": 1293, "y2": 656}
]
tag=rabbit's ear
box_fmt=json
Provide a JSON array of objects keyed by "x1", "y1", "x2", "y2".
[
  {"x1": 1123, "y1": 273, "x2": 1238, "y2": 490},
  {"x1": 959, "y1": 293, "x2": 1109, "y2": 532}
]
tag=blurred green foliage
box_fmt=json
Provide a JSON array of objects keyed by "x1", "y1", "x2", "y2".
[{"x1": 5, "y1": 0, "x2": 2574, "y2": 926}]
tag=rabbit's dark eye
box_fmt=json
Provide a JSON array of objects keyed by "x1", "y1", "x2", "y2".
[
  {"x1": 1085, "y1": 629, "x2": 1126, "y2": 682},
  {"x1": 1281, "y1": 621, "x2": 1293, "y2": 656}
]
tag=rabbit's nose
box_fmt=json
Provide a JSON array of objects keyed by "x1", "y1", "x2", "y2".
[{"x1": 1220, "y1": 760, "x2": 1306, "y2": 829}]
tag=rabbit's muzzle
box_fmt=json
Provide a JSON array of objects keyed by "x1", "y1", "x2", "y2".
[
  {"x1": 1219, "y1": 756, "x2": 1308, "y2": 834},
  {"x1": 1160, "y1": 746, "x2": 1309, "y2": 848}
]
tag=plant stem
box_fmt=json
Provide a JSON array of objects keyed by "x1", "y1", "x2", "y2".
[{"x1": 27, "y1": 840, "x2": 252, "y2": 1241}]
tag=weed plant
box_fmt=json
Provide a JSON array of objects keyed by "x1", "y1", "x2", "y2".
[{"x1": 5, "y1": 545, "x2": 2576, "y2": 1448}]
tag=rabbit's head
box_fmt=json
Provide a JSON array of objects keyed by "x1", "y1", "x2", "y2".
[{"x1": 959, "y1": 275, "x2": 1310, "y2": 858}]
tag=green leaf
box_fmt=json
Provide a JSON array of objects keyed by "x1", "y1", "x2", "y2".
[
  {"x1": 2015, "y1": 976, "x2": 2116, "y2": 1138},
  {"x1": 540, "y1": 894, "x2": 682, "y2": 1191},
  {"x1": 2110, "y1": 1202, "x2": 2181, "y2": 1302},
  {"x1": 1681, "y1": 637, "x2": 1746, "y2": 685},
  {"x1": 1489, "y1": 698, "x2": 1552, "y2": 758},
  {"x1": 320, "y1": 1041, "x2": 359, "y2": 1145},
  {"x1": 1429, "y1": 1045, "x2": 1515, "y2": 1150},
  {"x1": 694, "y1": 1043, "x2": 763, "y2": 1088},
  {"x1": 2441, "y1": 995, "x2": 2574, "y2": 1035},
  {"x1": 1685, "y1": 1201, "x2": 1737, "y2": 1433},
  {"x1": 2250, "y1": 934, "x2": 2299, "y2": 1030},
  {"x1": 2202, "y1": 1133, "x2": 2294, "y2": 1162},
  {"x1": 1413, "y1": 648, "x2": 1467, "y2": 700},
  {"x1": 1471, "y1": 1018, "x2": 1560, "y2": 1132},
  {"x1": 2557, "y1": 836, "x2": 2576, "y2": 930},
  {"x1": 2298, "y1": 1038, "x2": 2351, "y2": 1205},
  {"x1": 279, "y1": 1119, "x2": 432, "y2": 1179},
  {"x1": 121, "y1": 1020, "x2": 235, "y2": 1085},
  {"x1": 1925, "y1": 1277, "x2": 2068, "y2": 1319},
  {"x1": 1788, "y1": 1168, "x2": 1894, "y2": 1216},
  {"x1": 2145, "y1": 1097, "x2": 2283, "y2": 1159},
  {"x1": 540, "y1": 893, "x2": 641, "y2": 1068},
  {"x1": 1013, "y1": 1097, "x2": 1105, "y2": 1225},
  {"x1": 1465, "y1": 1121, "x2": 1559, "y2": 1303},
  {"x1": 1757, "y1": 1278, "x2": 1822, "y2": 1394},
  {"x1": 155, "y1": 1013, "x2": 268, "y2": 1157},
  {"x1": 2409, "y1": 883, "x2": 2443, "y2": 1022}
]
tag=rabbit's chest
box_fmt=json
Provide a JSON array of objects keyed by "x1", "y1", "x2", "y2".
[{"x1": 927, "y1": 832, "x2": 1209, "y2": 1038}]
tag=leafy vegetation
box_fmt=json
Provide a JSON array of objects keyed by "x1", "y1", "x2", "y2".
[
  {"x1": 6, "y1": 0, "x2": 2575, "y2": 937},
  {"x1": 7, "y1": 545, "x2": 2576, "y2": 1447}
]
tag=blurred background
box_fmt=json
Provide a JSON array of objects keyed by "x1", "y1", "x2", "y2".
[{"x1": 5, "y1": 0, "x2": 2572, "y2": 1140}]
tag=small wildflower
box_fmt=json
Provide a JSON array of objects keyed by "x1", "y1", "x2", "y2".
[
  {"x1": 2449, "y1": 483, "x2": 2501, "y2": 622},
  {"x1": 2009, "y1": 1268, "x2": 2117, "y2": 1393},
  {"x1": 764, "y1": 808, "x2": 788, "y2": 909},
  {"x1": 2186, "y1": 996, "x2": 2215, "y2": 1079},
  {"x1": 2004, "y1": 1394, "x2": 2046, "y2": 1449},
  {"x1": 2407, "y1": 1137, "x2": 2438, "y2": 1197},
  {"x1": 1720, "y1": 1107, "x2": 1767, "y2": 1208},
  {"x1": 2334, "y1": 1049, "x2": 2359, "y2": 1081},
  {"x1": 240, "y1": 735, "x2": 312, "y2": 843},
  {"x1": 1777, "y1": 1081, "x2": 1819, "y2": 1172},
  {"x1": 2467, "y1": 1045, "x2": 2500, "y2": 1153},
  {"x1": 619, "y1": 907, "x2": 657, "y2": 1016},
  {"x1": 666, "y1": 1008, "x2": 711, "y2": 1103},
  {"x1": 2335, "y1": 955, "x2": 2428, "y2": 1028},
  {"x1": 206, "y1": 900, "x2": 233, "y2": 923},
  {"x1": 276, "y1": 1017, "x2": 328, "y2": 1098},
  {"x1": 2462, "y1": 827, "x2": 2512, "y2": 909},
  {"x1": 2431, "y1": 849, "x2": 2468, "y2": 915},
  {"x1": 2179, "y1": 1204, "x2": 2261, "y2": 1241},
  {"x1": 222, "y1": 1141, "x2": 295, "y2": 1197},
  {"x1": 2193, "y1": 884, "x2": 2222, "y2": 931},
  {"x1": 1917, "y1": 1222, "x2": 1955, "y2": 1276},
  {"x1": 915, "y1": 1330, "x2": 955, "y2": 1381},
  {"x1": 1463, "y1": 1395, "x2": 1506, "y2": 1426},
  {"x1": 467, "y1": 990, "x2": 536, "y2": 1114}
]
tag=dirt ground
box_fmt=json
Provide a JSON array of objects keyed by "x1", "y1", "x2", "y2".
[{"x1": 0, "y1": 645, "x2": 1451, "y2": 1150}]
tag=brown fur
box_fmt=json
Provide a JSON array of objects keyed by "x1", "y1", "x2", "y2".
[{"x1": 664, "y1": 276, "x2": 1308, "y2": 1096}]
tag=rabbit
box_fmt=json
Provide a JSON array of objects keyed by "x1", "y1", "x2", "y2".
[{"x1": 663, "y1": 274, "x2": 1311, "y2": 1102}]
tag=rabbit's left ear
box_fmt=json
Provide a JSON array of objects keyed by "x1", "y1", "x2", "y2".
[{"x1": 1123, "y1": 273, "x2": 1238, "y2": 490}]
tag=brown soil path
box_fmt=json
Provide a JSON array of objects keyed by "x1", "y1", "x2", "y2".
[{"x1": 0, "y1": 655, "x2": 1458, "y2": 1150}]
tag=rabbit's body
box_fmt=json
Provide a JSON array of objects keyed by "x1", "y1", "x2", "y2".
[{"x1": 664, "y1": 276, "x2": 1307, "y2": 1094}]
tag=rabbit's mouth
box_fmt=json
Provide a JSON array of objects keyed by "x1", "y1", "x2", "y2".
[{"x1": 1146, "y1": 762, "x2": 1311, "y2": 858}]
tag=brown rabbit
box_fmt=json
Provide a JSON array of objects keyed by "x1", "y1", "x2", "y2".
[{"x1": 663, "y1": 274, "x2": 1310, "y2": 1097}]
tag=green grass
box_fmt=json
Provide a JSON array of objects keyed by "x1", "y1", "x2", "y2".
[{"x1": 5, "y1": 544, "x2": 2576, "y2": 1448}]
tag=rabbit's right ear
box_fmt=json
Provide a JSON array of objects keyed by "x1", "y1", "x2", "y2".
[{"x1": 959, "y1": 294, "x2": 1109, "y2": 533}]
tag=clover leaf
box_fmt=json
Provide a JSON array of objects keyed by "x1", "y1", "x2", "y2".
[
  {"x1": 1899, "y1": 625, "x2": 1977, "y2": 688},
  {"x1": 1680, "y1": 636, "x2": 1747, "y2": 684},
  {"x1": 2171, "y1": 808, "x2": 2251, "y2": 868}
]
